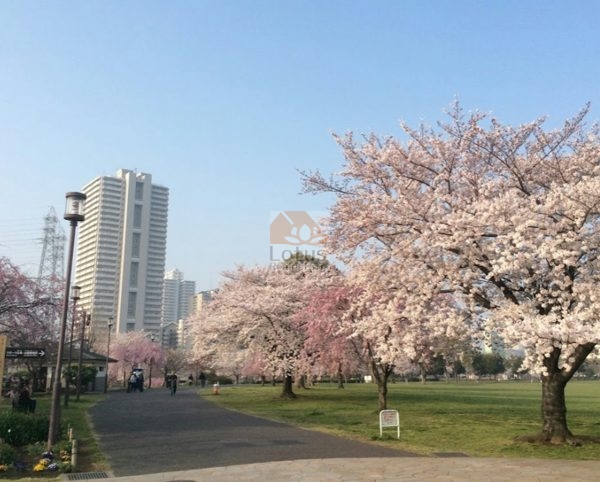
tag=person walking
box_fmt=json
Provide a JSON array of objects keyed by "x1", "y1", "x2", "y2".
[
  {"x1": 9, "y1": 387, "x2": 20, "y2": 410},
  {"x1": 128, "y1": 372, "x2": 137, "y2": 393},
  {"x1": 170, "y1": 373, "x2": 178, "y2": 396},
  {"x1": 19, "y1": 385, "x2": 31, "y2": 410}
]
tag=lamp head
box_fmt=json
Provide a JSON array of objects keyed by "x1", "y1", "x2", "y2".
[
  {"x1": 64, "y1": 192, "x2": 87, "y2": 222},
  {"x1": 71, "y1": 285, "x2": 81, "y2": 301}
]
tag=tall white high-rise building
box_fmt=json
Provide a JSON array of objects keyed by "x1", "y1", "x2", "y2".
[
  {"x1": 161, "y1": 269, "x2": 184, "y2": 326},
  {"x1": 75, "y1": 169, "x2": 169, "y2": 341},
  {"x1": 161, "y1": 269, "x2": 195, "y2": 347},
  {"x1": 179, "y1": 280, "x2": 196, "y2": 321}
]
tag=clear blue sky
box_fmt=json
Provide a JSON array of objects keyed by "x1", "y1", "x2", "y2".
[{"x1": 1, "y1": 1, "x2": 599, "y2": 290}]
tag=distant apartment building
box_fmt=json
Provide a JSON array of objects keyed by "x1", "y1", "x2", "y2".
[
  {"x1": 161, "y1": 269, "x2": 196, "y2": 348},
  {"x1": 74, "y1": 169, "x2": 169, "y2": 342},
  {"x1": 161, "y1": 269, "x2": 195, "y2": 324},
  {"x1": 192, "y1": 289, "x2": 217, "y2": 315}
]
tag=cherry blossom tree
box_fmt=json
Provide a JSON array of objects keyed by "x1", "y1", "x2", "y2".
[
  {"x1": 344, "y1": 262, "x2": 471, "y2": 409},
  {"x1": 303, "y1": 103, "x2": 600, "y2": 442},
  {"x1": 283, "y1": 252, "x2": 341, "y2": 388},
  {"x1": 187, "y1": 334, "x2": 215, "y2": 386},
  {"x1": 217, "y1": 348, "x2": 248, "y2": 384},
  {"x1": 110, "y1": 331, "x2": 164, "y2": 387},
  {"x1": 194, "y1": 264, "x2": 332, "y2": 398},
  {"x1": 162, "y1": 348, "x2": 188, "y2": 381},
  {"x1": 0, "y1": 258, "x2": 64, "y2": 390},
  {"x1": 297, "y1": 283, "x2": 365, "y2": 389},
  {"x1": 188, "y1": 309, "x2": 224, "y2": 376},
  {"x1": 0, "y1": 257, "x2": 63, "y2": 346},
  {"x1": 240, "y1": 350, "x2": 272, "y2": 385}
]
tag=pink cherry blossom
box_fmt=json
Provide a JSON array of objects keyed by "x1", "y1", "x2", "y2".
[{"x1": 302, "y1": 102, "x2": 600, "y2": 442}]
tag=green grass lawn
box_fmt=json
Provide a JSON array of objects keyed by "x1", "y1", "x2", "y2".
[
  {"x1": 203, "y1": 380, "x2": 600, "y2": 460},
  {"x1": 56, "y1": 394, "x2": 109, "y2": 473}
]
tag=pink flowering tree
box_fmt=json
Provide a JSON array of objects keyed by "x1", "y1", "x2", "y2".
[
  {"x1": 296, "y1": 283, "x2": 365, "y2": 388},
  {"x1": 162, "y1": 348, "x2": 188, "y2": 381},
  {"x1": 343, "y1": 262, "x2": 471, "y2": 410},
  {"x1": 188, "y1": 309, "x2": 223, "y2": 377},
  {"x1": 188, "y1": 300, "x2": 254, "y2": 385},
  {"x1": 303, "y1": 103, "x2": 600, "y2": 442},
  {"x1": 240, "y1": 350, "x2": 272, "y2": 384},
  {"x1": 1, "y1": 257, "x2": 63, "y2": 388},
  {"x1": 195, "y1": 264, "x2": 332, "y2": 398},
  {"x1": 0, "y1": 257, "x2": 63, "y2": 345},
  {"x1": 110, "y1": 331, "x2": 164, "y2": 387}
]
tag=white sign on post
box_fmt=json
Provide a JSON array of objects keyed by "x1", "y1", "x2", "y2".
[{"x1": 379, "y1": 409, "x2": 400, "y2": 439}]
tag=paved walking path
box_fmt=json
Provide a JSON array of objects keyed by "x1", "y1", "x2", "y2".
[
  {"x1": 77, "y1": 456, "x2": 600, "y2": 481},
  {"x1": 89, "y1": 386, "x2": 413, "y2": 477},
  {"x1": 85, "y1": 386, "x2": 600, "y2": 481}
]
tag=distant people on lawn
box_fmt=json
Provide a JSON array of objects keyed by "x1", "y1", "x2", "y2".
[
  {"x1": 9, "y1": 383, "x2": 36, "y2": 413},
  {"x1": 9, "y1": 387, "x2": 20, "y2": 409}
]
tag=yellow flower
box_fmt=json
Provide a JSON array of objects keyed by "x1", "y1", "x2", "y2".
[{"x1": 33, "y1": 463, "x2": 46, "y2": 472}]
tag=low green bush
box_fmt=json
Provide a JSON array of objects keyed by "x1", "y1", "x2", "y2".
[
  {"x1": 0, "y1": 443, "x2": 17, "y2": 465},
  {"x1": 0, "y1": 411, "x2": 50, "y2": 447}
]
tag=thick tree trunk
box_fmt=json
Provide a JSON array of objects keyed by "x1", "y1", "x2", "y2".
[
  {"x1": 294, "y1": 372, "x2": 306, "y2": 389},
  {"x1": 280, "y1": 373, "x2": 296, "y2": 399},
  {"x1": 337, "y1": 362, "x2": 344, "y2": 389},
  {"x1": 376, "y1": 377, "x2": 388, "y2": 411},
  {"x1": 370, "y1": 359, "x2": 392, "y2": 411},
  {"x1": 536, "y1": 343, "x2": 595, "y2": 443},
  {"x1": 541, "y1": 374, "x2": 570, "y2": 442}
]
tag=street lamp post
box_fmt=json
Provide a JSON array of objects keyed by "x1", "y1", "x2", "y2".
[
  {"x1": 64, "y1": 285, "x2": 80, "y2": 407},
  {"x1": 75, "y1": 311, "x2": 90, "y2": 401},
  {"x1": 104, "y1": 317, "x2": 113, "y2": 393},
  {"x1": 48, "y1": 191, "x2": 86, "y2": 451}
]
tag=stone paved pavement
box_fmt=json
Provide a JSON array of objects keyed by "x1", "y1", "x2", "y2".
[{"x1": 73, "y1": 456, "x2": 600, "y2": 481}]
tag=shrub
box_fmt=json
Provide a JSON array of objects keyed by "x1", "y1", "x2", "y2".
[
  {"x1": 0, "y1": 443, "x2": 17, "y2": 465},
  {"x1": 0, "y1": 411, "x2": 50, "y2": 447},
  {"x1": 63, "y1": 365, "x2": 98, "y2": 389}
]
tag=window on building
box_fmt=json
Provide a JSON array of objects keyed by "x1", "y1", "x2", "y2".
[
  {"x1": 127, "y1": 292, "x2": 137, "y2": 317},
  {"x1": 133, "y1": 205, "x2": 142, "y2": 228},
  {"x1": 130, "y1": 262, "x2": 139, "y2": 287},
  {"x1": 132, "y1": 233, "x2": 141, "y2": 257},
  {"x1": 135, "y1": 181, "x2": 144, "y2": 201}
]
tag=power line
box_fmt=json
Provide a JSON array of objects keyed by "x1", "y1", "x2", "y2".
[
  {"x1": 38, "y1": 207, "x2": 66, "y2": 280},
  {"x1": 0, "y1": 210, "x2": 64, "y2": 278}
]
